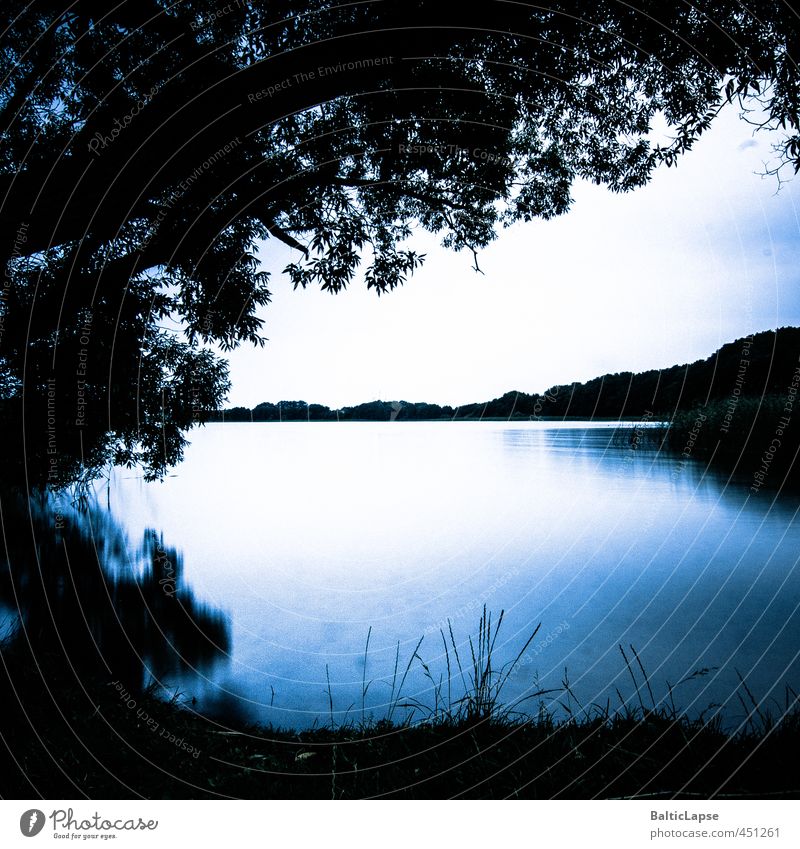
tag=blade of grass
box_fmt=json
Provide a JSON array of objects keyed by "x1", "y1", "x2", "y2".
[
  {"x1": 388, "y1": 635, "x2": 424, "y2": 722},
  {"x1": 620, "y1": 644, "x2": 645, "y2": 713},
  {"x1": 361, "y1": 625, "x2": 371, "y2": 724},
  {"x1": 630, "y1": 644, "x2": 656, "y2": 710}
]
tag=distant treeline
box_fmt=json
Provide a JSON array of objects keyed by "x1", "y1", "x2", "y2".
[
  {"x1": 210, "y1": 399, "x2": 455, "y2": 422},
  {"x1": 210, "y1": 327, "x2": 800, "y2": 422}
]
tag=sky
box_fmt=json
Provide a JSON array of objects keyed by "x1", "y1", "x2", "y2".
[{"x1": 219, "y1": 105, "x2": 800, "y2": 410}]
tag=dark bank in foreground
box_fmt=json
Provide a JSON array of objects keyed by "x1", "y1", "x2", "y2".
[{"x1": 2, "y1": 609, "x2": 798, "y2": 800}]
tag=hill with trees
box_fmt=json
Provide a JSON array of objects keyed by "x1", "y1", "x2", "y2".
[{"x1": 214, "y1": 326, "x2": 800, "y2": 423}]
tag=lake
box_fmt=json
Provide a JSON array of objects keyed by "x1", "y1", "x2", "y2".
[{"x1": 97, "y1": 421, "x2": 800, "y2": 729}]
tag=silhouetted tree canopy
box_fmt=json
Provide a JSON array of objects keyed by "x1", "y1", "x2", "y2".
[{"x1": 2, "y1": 1, "x2": 800, "y2": 487}]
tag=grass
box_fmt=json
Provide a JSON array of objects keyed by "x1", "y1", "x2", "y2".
[
  {"x1": 1, "y1": 609, "x2": 799, "y2": 800},
  {"x1": 606, "y1": 395, "x2": 799, "y2": 489},
  {"x1": 664, "y1": 395, "x2": 799, "y2": 486}
]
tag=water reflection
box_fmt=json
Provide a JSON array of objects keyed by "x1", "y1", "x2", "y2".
[{"x1": 0, "y1": 493, "x2": 230, "y2": 696}]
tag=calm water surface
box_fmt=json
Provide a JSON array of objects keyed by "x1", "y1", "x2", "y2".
[{"x1": 103, "y1": 421, "x2": 800, "y2": 728}]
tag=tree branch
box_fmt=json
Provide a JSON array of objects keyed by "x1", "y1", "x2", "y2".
[
  {"x1": 265, "y1": 221, "x2": 308, "y2": 254},
  {"x1": 328, "y1": 177, "x2": 477, "y2": 214}
]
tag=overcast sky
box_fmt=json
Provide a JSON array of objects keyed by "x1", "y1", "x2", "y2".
[{"x1": 219, "y1": 106, "x2": 800, "y2": 410}]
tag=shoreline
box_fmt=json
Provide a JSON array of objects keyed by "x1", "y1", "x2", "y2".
[
  {"x1": 3, "y1": 649, "x2": 797, "y2": 800},
  {"x1": 206, "y1": 416, "x2": 670, "y2": 424}
]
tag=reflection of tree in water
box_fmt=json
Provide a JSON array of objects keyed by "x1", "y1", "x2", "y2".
[{"x1": 0, "y1": 494, "x2": 230, "y2": 695}]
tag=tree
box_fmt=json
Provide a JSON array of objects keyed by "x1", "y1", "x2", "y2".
[{"x1": 2, "y1": 1, "x2": 799, "y2": 488}]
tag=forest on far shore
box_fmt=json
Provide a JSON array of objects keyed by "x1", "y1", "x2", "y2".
[{"x1": 212, "y1": 326, "x2": 800, "y2": 423}]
